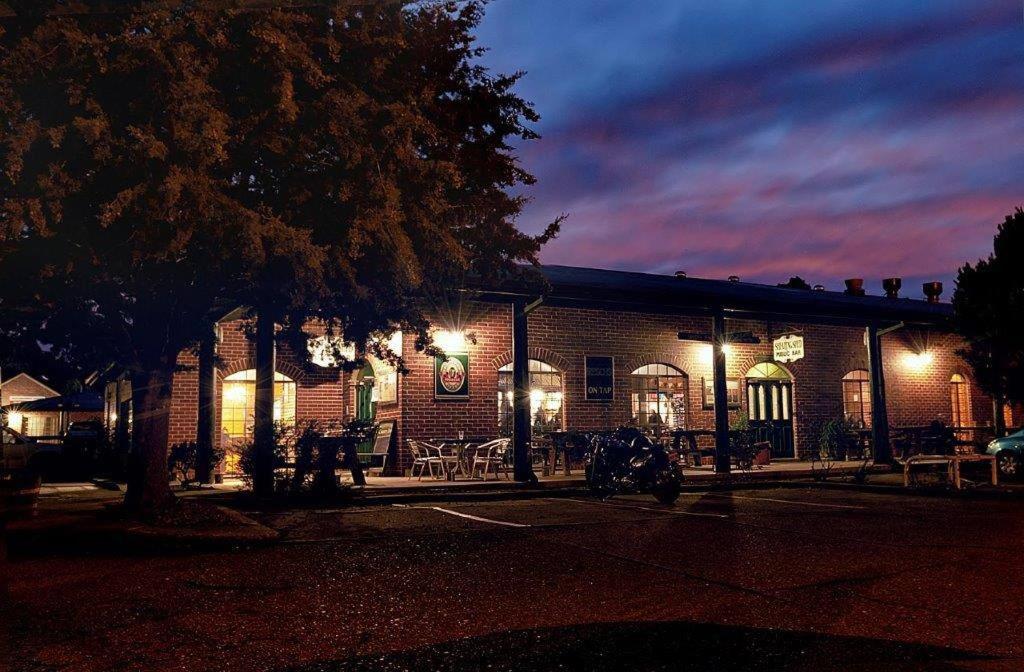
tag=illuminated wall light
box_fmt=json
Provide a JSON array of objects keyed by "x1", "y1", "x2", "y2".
[
  {"x1": 904, "y1": 351, "x2": 934, "y2": 371},
  {"x1": 700, "y1": 343, "x2": 732, "y2": 366},
  {"x1": 7, "y1": 410, "x2": 23, "y2": 429},
  {"x1": 434, "y1": 330, "x2": 466, "y2": 353}
]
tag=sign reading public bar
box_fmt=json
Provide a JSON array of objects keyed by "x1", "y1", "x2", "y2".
[
  {"x1": 585, "y1": 356, "x2": 614, "y2": 401},
  {"x1": 434, "y1": 353, "x2": 469, "y2": 399},
  {"x1": 773, "y1": 334, "x2": 805, "y2": 363}
]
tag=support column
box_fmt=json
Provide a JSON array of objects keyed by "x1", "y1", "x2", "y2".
[
  {"x1": 866, "y1": 324, "x2": 892, "y2": 464},
  {"x1": 253, "y1": 310, "x2": 276, "y2": 496},
  {"x1": 195, "y1": 326, "x2": 217, "y2": 485},
  {"x1": 712, "y1": 311, "x2": 731, "y2": 474},
  {"x1": 511, "y1": 299, "x2": 534, "y2": 482}
]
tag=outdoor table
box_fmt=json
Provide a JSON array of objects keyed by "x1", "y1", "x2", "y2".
[
  {"x1": 429, "y1": 437, "x2": 492, "y2": 479},
  {"x1": 903, "y1": 453, "x2": 998, "y2": 489}
]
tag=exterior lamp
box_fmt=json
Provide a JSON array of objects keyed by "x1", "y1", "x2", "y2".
[
  {"x1": 700, "y1": 343, "x2": 731, "y2": 365},
  {"x1": 904, "y1": 351, "x2": 933, "y2": 371},
  {"x1": 7, "y1": 410, "x2": 23, "y2": 430},
  {"x1": 434, "y1": 330, "x2": 466, "y2": 353}
]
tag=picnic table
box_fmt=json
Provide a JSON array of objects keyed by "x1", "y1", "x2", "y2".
[{"x1": 903, "y1": 453, "x2": 998, "y2": 489}]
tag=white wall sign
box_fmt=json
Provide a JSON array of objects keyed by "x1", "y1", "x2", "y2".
[{"x1": 773, "y1": 334, "x2": 805, "y2": 363}]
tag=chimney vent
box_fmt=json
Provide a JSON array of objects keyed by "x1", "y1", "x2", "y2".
[
  {"x1": 813, "y1": 284, "x2": 825, "y2": 291},
  {"x1": 883, "y1": 277, "x2": 902, "y2": 299},
  {"x1": 728, "y1": 275, "x2": 740, "y2": 283},
  {"x1": 844, "y1": 278, "x2": 865, "y2": 296},
  {"x1": 674, "y1": 270, "x2": 687, "y2": 279},
  {"x1": 923, "y1": 281, "x2": 943, "y2": 303}
]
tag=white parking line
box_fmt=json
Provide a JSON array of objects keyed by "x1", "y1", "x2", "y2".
[
  {"x1": 695, "y1": 493, "x2": 866, "y2": 510},
  {"x1": 557, "y1": 497, "x2": 729, "y2": 518},
  {"x1": 429, "y1": 506, "x2": 532, "y2": 528}
]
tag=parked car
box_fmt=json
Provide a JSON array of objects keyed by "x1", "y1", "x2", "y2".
[
  {"x1": 986, "y1": 429, "x2": 1024, "y2": 478},
  {"x1": 1, "y1": 426, "x2": 63, "y2": 478}
]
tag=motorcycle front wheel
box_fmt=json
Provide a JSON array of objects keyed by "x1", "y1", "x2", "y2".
[{"x1": 651, "y1": 469, "x2": 682, "y2": 505}]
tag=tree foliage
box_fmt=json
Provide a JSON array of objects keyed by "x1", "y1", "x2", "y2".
[
  {"x1": 953, "y1": 208, "x2": 1024, "y2": 407},
  {"x1": 0, "y1": 0, "x2": 558, "y2": 507}
]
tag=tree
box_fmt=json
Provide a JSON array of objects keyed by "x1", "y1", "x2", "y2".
[
  {"x1": 0, "y1": 1, "x2": 559, "y2": 508},
  {"x1": 952, "y1": 208, "x2": 1024, "y2": 436}
]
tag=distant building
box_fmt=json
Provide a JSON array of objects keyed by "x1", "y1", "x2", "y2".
[{"x1": 1, "y1": 372, "x2": 101, "y2": 438}]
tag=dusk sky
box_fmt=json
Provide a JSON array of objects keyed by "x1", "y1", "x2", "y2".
[{"x1": 476, "y1": 1, "x2": 1024, "y2": 294}]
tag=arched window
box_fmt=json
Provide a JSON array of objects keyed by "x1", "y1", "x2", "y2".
[
  {"x1": 221, "y1": 370, "x2": 297, "y2": 439},
  {"x1": 950, "y1": 374, "x2": 972, "y2": 428},
  {"x1": 497, "y1": 360, "x2": 564, "y2": 436},
  {"x1": 842, "y1": 370, "x2": 872, "y2": 428},
  {"x1": 630, "y1": 364, "x2": 688, "y2": 431}
]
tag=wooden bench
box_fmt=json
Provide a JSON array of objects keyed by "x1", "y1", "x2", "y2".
[{"x1": 903, "y1": 453, "x2": 998, "y2": 489}]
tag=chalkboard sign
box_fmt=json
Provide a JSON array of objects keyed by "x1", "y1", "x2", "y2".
[
  {"x1": 372, "y1": 419, "x2": 395, "y2": 456},
  {"x1": 585, "y1": 356, "x2": 614, "y2": 401}
]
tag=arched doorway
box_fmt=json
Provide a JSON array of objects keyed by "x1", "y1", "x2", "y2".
[
  {"x1": 355, "y1": 364, "x2": 376, "y2": 422},
  {"x1": 745, "y1": 362, "x2": 794, "y2": 458},
  {"x1": 950, "y1": 373, "x2": 972, "y2": 429}
]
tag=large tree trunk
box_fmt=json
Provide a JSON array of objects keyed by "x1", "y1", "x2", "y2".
[
  {"x1": 124, "y1": 367, "x2": 175, "y2": 512},
  {"x1": 252, "y1": 310, "x2": 276, "y2": 497},
  {"x1": 195, "y1": 331, "x2": 217, "y2": 484}
]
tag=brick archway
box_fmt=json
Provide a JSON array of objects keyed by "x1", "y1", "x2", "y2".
[
  {"x1": 491, "y1": 346, "x2": 570, "y2": 372},
  {"x1": 218, "y1": 356, "x2": 306, "y2": 384},
  {"x1": 621, "y1": 353, "x2": 692, "y2": 377}
]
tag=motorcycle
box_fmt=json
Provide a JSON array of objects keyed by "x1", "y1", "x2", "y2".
[{"x1": 584, "y1": 427, "x2": 685, "y2": 504}]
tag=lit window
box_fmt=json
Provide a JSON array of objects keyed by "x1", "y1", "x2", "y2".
[
  {"x1": 23, "y1": 414, "x2": 56, "y2": 437},
  {"x1": 842, "y1": 370, "x2": 872, "y2": 428},
  {"x1": 221, "y1": 370, "x2": 296, "y2": 439},
  {"x1": 630, "y1": 364, "x2": 688, "y2": 431},
  {"x1": 497, "y1": 360, "x2": 564, "y2": 436}
]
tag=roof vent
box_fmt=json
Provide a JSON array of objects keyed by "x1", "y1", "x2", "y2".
[
  {"x1": 813, "y1": 284, "x2": 825, "y2": 291},
  {"x1": 728, "y1": 275, "x2": 740, "y2": 283},
  {"x1": 923, "y1": 281, "x2": 943, "y2": 303},
  {"x1": 674, "y1": 270, "x2": 687, "y2": 279},
  {"x1": 883, "y1": 277, "x2": 902, "y2": 299},
  {"x1": 844, "y1": 278, "x2": 865, "y2": 296}
]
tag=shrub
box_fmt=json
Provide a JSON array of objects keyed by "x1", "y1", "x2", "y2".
[
  {"x1": 819, "y1": 417, "x2": 857, "y2": 460},
  {"x1": 168, "y1": 440, "x2": 226, "y2": 488}
]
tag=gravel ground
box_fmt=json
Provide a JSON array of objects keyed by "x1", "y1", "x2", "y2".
[{"x1": 6, "y1": 487, "x2": 1024, "y2": 671}]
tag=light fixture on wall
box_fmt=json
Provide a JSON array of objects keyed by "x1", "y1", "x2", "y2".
[
  {"x1": 434, "y1": 330, "x2": 467, "y2": 353},
  {"x1": 700, "y1": 343, "x2": 732, "y2": 366},
  {"x1": 904, "y1": 350, "x2": 933, "y2": 372},
  {"x1": 7, "y1": 410, "x2": 23, "y2": 429}
]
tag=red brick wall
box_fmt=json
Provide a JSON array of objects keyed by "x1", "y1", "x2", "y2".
[
  {"x1": 164, "y1": 303, "x2": 997, "y2": 468},
  {"x1": 167, "y1": 319, "x2": 350, "y2": 452},
  {"x1": 393, "y1": 304, "x2": 996, "y2": 463},
  {"x1": 1, "y1": 374, "x2": 58, "y2": 406}
]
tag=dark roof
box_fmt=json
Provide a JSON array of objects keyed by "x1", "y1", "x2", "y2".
[
  {"x1": 483, "y1": 265, "x2": 953, "y2": 327},
  {"x1": 2, "y1": 390, "x2": 103, "y2": 413}
]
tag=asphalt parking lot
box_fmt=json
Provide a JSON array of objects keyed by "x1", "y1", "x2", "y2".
[{"x1": 7, "y1": 487, "x2": 1024, "y2": 671}]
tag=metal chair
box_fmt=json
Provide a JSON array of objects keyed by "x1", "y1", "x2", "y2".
[
  {"x1": 436, "y1": 443, "x2": 463, "y2": 478},
  {"x1": 407, "y1": 440, "x2": 443, "y2": 480},
  {"x1": 469, "y1": 438, "x2": 510, "y2": 480}
]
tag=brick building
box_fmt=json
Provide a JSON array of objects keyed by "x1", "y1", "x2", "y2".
[
  {"x1": 164, "y1": 265, "x2": 1006, "y2": 475},
  {"x1": 1, "y1": 372, "x2": 101, "y2": 438}
]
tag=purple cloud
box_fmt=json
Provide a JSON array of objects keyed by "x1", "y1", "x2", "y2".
[{"x1": 477, "y1": 1, "x2": 1024, "y2": 292}]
